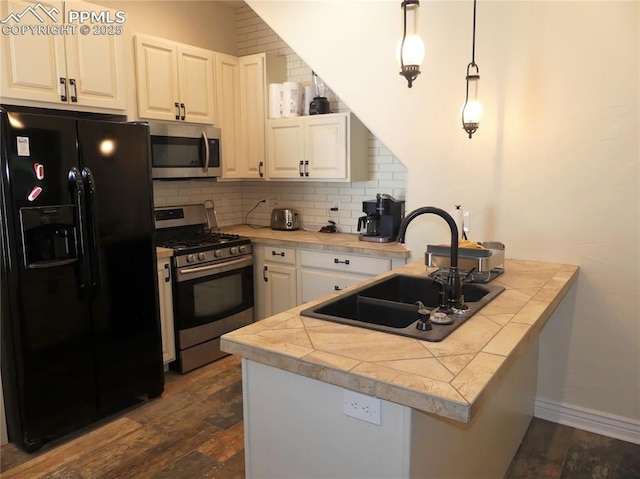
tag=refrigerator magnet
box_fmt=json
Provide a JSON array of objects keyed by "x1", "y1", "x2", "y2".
[
  {"x1": 17, "y1": 137, "x2": 30, "y2": 156},
  {"x1": 27, "y1": 186, "x2": 42, "y2": 202},
  {"x1": 34, "y1": 163, "x2": 44, "y2": 180}
]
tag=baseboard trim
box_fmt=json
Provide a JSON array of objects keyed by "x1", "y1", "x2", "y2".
[{"x1": 534, "y1": 398, "x2": 640, "y2": 445}]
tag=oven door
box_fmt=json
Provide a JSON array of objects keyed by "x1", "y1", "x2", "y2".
[{"x1": 173, "y1": 256, "x2": 254, "y2": 331}]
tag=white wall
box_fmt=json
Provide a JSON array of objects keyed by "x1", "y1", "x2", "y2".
[
  {"x1": 246, "y1": 0, "x2": 640, "y2": 429},
  {"x1": 90, "y1": 0, "x2": 239, "y2": 54}
]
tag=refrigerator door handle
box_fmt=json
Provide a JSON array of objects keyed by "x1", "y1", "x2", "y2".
[
  {"x1": 68, "y1": 167, "x2": 87, "y2": 289},
  {"x1": 202, "y1": 132, "x2": 210, "y2": 173},
  {"x1": 82, "y1": 167, "x2": 101, "y2": 289}
]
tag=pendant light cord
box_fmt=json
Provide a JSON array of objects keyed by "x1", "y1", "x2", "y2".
[{"x1": 470, "y1": 0, "x2": 477, "y2": 67}]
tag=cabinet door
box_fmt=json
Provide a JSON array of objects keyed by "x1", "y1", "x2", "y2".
[
  {"x1": 239, "y1": 54, "x2": 267, "y2": 178},
  {"x1": 0, "y1": 0, "x2": 66, "y2": 103},
  {"x1": 178, "y1": 45, "x2": 215, "y2": 124},
  {"x1": 263, "y1": 263, "x2": 297, "y2": 318},
  {"x1": 266, "y1": 118, "x2": 305, "y2": 179},
  {"x1": 134, "y1": 35, "x2": 180, "y2": 121},
  {"x1": 64, "y1": 1, "x2": 125, "y2": 109},
  {"x1": 299, "y1": 269, "x2": 367, "y2": 304},
  {"x1": 305, "y1": 114, "x2": 348, "y2": 179},
  {"x1": 216, "y1": 53, "x2": 242, "y2": 179},
  {"x1": 157, "y1": 258, "x2": 176, "y2": 365}
]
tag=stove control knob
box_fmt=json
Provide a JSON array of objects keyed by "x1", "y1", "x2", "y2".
[
  {"x1": 239, "y1": 245, "x2": 248, "y2": 254},
  {"x1": 198, "y1": 252, "x2": 206, "y2": 261},
  {"x1": 186, "y1": 254, "x2": 195, "y2": 263},
  {"x1": 230, "y1": 246, "x2": 239, "y2": 255},
  {"x1": 214, "y1": 250, "x2": 223, "y2": 258}
]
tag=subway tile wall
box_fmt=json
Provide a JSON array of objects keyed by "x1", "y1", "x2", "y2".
[{"x1": 153, "y1": 5, "x2": 407, "y2": 234}]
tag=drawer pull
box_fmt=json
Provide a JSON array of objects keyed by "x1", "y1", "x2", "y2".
[
  {"x1": 334, "y1": 258, "x2": 350, "y2": 265},
  {"x1": 272, "y1": 251, "x2": 285, "y2": 257}
]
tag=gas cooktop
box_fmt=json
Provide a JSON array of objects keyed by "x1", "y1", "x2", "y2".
[
  {"x1": 157, "y1": 232, "x2": 246, "y2": 251},
  {"x1": 154, "y1": 204, "x2": 250, "y2": 256}
]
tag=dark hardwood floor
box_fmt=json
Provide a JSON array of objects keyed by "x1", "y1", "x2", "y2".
[{"x1": 1, "y1": 355, "x2": 638, "y2": 478}]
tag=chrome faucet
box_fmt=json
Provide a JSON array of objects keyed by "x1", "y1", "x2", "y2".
[{"x1": 396, "y1": 207, "x2": 463, "y2": 308}]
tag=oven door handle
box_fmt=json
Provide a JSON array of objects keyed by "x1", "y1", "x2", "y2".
[{"x1": 178, "y1": 256, "x2": 253, "y2": 278}]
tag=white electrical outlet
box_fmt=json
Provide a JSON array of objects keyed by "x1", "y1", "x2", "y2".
[
  {"x1": 266, "y1": 197, "x2": 279, "y2": 207},
  {"x1": 343, "y1": 390, "x2": 381, "y2": 425}
]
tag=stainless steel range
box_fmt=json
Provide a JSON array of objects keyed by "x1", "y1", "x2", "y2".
[{"x1": 155, "y1": 204, "x2": 254, "y2": 373}]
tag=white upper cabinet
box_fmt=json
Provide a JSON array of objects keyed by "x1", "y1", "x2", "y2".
[
  {"x1": 219, "y1": 53, "x2": 286, "y2": 180},
  {"x1": 215, "y1": 53, "x2": 241, "y2": 178},
  {"x1": 134, "y1": 34, "x2": 215, "y2": 124},
  {"x1": 266, "y1": 112, "x2": 368, "y2": 182},
  {"x1": 0, "y1": 0, "x2": 126, "y2": 110}
]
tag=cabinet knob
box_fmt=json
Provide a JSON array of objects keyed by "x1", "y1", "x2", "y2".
[{"x1": 334, "y1": 285, "x2": 342, "y2": 291}]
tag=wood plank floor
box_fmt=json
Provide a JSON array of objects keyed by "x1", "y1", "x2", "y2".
[{"x1": 1, "y1": 355, "x2": 639, "y2": 478}]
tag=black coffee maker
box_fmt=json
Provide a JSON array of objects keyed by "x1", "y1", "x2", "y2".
[{"x1": 357, "y1": 194, "x2": 405, "y2": 242}]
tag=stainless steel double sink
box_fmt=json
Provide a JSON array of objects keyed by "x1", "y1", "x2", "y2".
[{"x1": 300, "y1": 274, "x2": 504, "y2": 341}]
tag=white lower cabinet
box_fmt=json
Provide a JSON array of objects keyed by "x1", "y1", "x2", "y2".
[
  {"x1": 298, "y1": 269, "x2": 367, "y2": 303},
  {"x1": 254, "y1": 243, "x2": 406, "y2": 320},
  {"x1": 157, "y1": 257, "x2": 176, "y2": 366},
  {"x1": 255, "y1": 246, "x2": 297, "y2": 320},
  {"x1": 297, "y1": 250, "x2": 393, "y2": 303}
]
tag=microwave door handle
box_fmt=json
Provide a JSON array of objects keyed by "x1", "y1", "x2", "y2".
[{"x1": 202, "y1": 132, "x2": 210, "y2": 173}]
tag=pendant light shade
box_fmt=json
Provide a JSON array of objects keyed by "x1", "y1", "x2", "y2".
[
  {"x1": 398, "y1": 0, "x2": 424, "y2": 88},
  {"x1": 461, "y1": 0, "x2": 482, "y2": 138}
]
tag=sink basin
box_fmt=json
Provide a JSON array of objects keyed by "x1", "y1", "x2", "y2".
[{"x1": 300, "y1": 274, "x2": 504, "y2": 341}]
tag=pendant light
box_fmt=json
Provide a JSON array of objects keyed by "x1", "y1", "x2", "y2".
[
  {"x1": 397, "y1": 0, "x2": 424, "y2": 88},
  {"x1": 461, "y1": 0, "x2": 482, "y2": 138}
]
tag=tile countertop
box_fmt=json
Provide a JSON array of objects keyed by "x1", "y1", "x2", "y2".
[
  {"x1": 156, "y1": 247, "x2": 174, "y2": 259},
  {"x1": 221, "y1": 258, "x2": 579, "y2": 423},
  {"x1": 219, "y1": 225, "x2": 410, "y2": 259}
]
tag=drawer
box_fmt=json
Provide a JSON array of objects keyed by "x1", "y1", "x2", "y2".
[
  {"x1": 262, "y1": 245, "x2": 296, "y2": 265},
  {"x1": 298, "y1": 250, "x2": 391, "y2": 276},
  {"x1": 299, "y1": 269, "x2": 368, "y2": 304}
]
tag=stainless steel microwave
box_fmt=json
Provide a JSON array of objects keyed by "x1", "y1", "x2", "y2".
[{"x1": 149, "y1": 122, "x2": 221, "y2": 179}]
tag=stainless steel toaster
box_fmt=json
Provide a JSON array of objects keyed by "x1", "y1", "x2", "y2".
[{"x1": 270, "y1": 208, "x2": 300, "y2": 231}]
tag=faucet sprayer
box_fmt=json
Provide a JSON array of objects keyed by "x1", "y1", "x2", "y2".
[{"x1": 397, "y1": 207, "x2": 463, "y2": 308}]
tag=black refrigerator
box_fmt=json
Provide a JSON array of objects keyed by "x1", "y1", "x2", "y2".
[{"x1": 0, "y1": 106, "x2": 164, "y2": 452}]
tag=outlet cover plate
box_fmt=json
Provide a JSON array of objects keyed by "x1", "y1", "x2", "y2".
[{"x1": 343, "y1": 390, "x2": 381, "y2": 425}]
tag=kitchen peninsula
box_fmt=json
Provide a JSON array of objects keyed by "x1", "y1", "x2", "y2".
[{"x1": 221, "y1": 254, "x2": 578, "y2": 478}]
